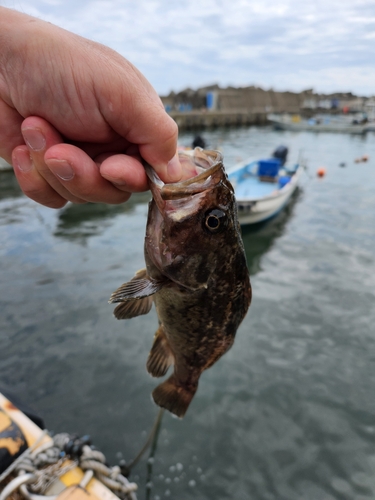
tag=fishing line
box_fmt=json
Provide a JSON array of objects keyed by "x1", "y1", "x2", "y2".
[
  {"x1": 122, "y1": 408, "x2": 164, "y2": 475},
  {"x1": 145, "y1": 407, "x2": 164, "y2": 500}
]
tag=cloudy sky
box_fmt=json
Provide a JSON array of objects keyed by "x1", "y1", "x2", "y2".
[{"x1": 2, "y1": 0, "x2": 375, "y2": 96}]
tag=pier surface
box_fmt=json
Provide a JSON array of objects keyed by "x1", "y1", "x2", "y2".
[{"x1": 169, "y1": 110, "x2": 268, "y2": 130}]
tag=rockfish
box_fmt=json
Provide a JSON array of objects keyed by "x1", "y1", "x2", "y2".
[{"x1": 109, "y1": 148, "x2": 251, "y2": 418}]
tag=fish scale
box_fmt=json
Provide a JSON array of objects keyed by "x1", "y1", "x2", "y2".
[{"x1": 109, "y1": 148, "x2": 252, "y2": 418}]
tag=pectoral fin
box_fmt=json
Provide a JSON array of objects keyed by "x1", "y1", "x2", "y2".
[
  {"x1": 147, "y1": 325, "x2": 174, "y2": 377},
  {"x1": 114, "y1": 296, "x2": 153, "y2": 319},
  {"x1": 109, "y1": 268, "x2": 166, "y2": 303}
]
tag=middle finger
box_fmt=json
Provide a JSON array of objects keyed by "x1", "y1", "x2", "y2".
[{"x1": 21, "y1": 117, "x2": 86, "y2": 204}]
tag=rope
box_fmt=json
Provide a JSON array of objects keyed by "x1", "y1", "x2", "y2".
[
  {"x1": 0, "y1": 409, "x2": 165, "y2": 499},
  {"x1": 0, "y1": 432, "x2": 137, "y2": 500},
  {"x1": 0, "y1": 474, "x2": 36, "y2": 500},
  {"x1": 122, "y1": 408, "x2": 164, "y2": 474}
]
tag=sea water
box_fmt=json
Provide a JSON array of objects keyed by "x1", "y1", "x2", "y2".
[{"x1": 1, "y1": 126, "x2": 375, "y2": 500}]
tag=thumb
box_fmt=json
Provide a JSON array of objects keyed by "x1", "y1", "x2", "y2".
[
  {"x1": 95, "y1": 63, "x2": 182, "y2": 183},
  {"x1": 126, "y1": 101, "x2": 183, "y2": 183},
  {"x1": 138, "y1": 113, "x2": 183, "y2": 184}
]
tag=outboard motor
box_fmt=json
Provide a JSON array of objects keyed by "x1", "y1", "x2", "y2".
[
  {"x1": 192, "y1": 135, "x2": 206, "y2": 149},
  {"x1": 272, "y1": 145, "x2": 288, "y2": 166}
]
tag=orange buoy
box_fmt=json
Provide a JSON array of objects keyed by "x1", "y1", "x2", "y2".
[
  {"x1": 317, "y1": 167, "x2": 326, "y2": 177},
  {"x1": 355, "y1": 155, "x2": 369, "y2": 163}
]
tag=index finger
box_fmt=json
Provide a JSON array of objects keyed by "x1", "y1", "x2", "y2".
[
  {"x1": 122, "y1": 102, "x2": 182, "y2": 183},
  {"x1": 0, "y1": 98, "x2": 24, "y2": 163},
  {"x1": 94, "y1": 68, "x2": 182, "y2": 184}
]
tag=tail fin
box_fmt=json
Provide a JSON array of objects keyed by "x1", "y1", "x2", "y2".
[{"x1": 152, "y1": 374, "x2": 197, "y2": 418}]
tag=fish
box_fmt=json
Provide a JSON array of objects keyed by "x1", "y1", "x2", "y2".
[{"x1": 109, "y1": 148, "x2": 252, "y2": 418}]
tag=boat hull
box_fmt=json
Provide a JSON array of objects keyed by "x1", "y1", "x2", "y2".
[
  {"x1": 0, "y1": 392, "x2": 132, "y2": 500},
  {"x1": 227, "y1": 155, "x2": 301, "y2": 226},
  {"x1": 236, "y1": 171, "x2": 299, "y2": 225},
  {"x1": 268, "y1": 115, "x2": 367, "y2": 134}
]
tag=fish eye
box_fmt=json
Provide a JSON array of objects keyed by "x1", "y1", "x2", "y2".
[{"x1": 204, "y1": 209, "x2": 227, "y2": 232}]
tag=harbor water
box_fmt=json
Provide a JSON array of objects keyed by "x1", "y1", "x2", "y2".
[{"x1": 1, "y1": 127, "x2": 375, "y2": 500}]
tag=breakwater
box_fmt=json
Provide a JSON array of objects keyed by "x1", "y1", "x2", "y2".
[
  {"x1": 162, "y1": 85, "x2": 369, "y2": 130},
  {"x1": 169, "y1": 110, "x2": 268, "y2": 130}
]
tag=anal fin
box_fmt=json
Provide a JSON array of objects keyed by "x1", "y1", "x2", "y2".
[{"x1": 146, "y1": 326, "x2": 174, "y2": 377}]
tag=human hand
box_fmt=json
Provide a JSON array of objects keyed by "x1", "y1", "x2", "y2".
[{"x1": 0, "y1": 7, "x2": 183, "y2": 208}]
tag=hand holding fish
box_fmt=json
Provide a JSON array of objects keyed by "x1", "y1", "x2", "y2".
[{"x1": 0, "y1": 7, "x2": 183, "y2": 208}]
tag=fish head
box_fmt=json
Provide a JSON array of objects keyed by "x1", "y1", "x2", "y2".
[{"x1": 145, "y1": 148, "x2": 243, "y2": 290}]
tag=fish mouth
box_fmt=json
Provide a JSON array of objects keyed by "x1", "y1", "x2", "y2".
[{"x1": 144, "y1": 148, "x2": 223, "y2": 211}]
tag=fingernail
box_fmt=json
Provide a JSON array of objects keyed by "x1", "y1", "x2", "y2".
[
  {"x1": 47, "y1": 159, "x2": 74, "y2": 181},
  {"x1": 22, "y1": 128, "x2": 46, "y2": 151},
  {"x1": 14, "y1": 149, "x2": 33, "y2": 172},
  {"x1": 167, "y1": 154, "x2": 182, "y2": 182}
]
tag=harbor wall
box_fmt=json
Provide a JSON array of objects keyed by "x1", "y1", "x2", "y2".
[
  {"x1": 161, "y1": 85, "x2": 370, "y2": 130},
  {"x1": 169, "y1": 110, "x2": 268, "y2": 130}
]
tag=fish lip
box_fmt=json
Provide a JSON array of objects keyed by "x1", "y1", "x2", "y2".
[
  {"x1": 144, "y1": 148, "x2": 225, "y2": 276},
  {"x1": 144, "y1": 148, "x2": 223, "y2": 211}
]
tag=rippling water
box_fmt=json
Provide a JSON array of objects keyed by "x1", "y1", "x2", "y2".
[{"x1": 1, "y1": 127, "x2": 375, "y2": 500}]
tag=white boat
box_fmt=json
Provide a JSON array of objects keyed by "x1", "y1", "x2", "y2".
[
  {"x1": 227, "y1": 147, "x2": 302, "y2": 226},
  {"x1": 268, "y1": 113, "x2": 368, "y2": 134}
]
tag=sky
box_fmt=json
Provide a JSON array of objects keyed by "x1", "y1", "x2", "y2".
[{"x1": 2, "y1": 0, "x2": 375, "y2": 97}]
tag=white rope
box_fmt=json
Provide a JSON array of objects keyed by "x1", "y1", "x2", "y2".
[
  {"x1": 0, "y1": 473, "x2": 36, "y2": 500},
  {"x1": 0, "y1": 433, "x2": 138, "y2": 500}
]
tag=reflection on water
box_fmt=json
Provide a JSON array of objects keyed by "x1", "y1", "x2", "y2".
[
  {"x1": 0, "y1": 164, "x2": 300, "y2": 276},
  {"x1": 2, "y1": 128, "x2": 375, "y2": 500},
  {"x1": 50, "y1": 182, "x2": 300, "y2": 278},
  {"x1": 241, "y1": 189, "x2": 302, "y2": 275},
  {"x1": 55, "y1": 192, "x2": 150, "y2": 241},
  {"x1": 0, "y1": 170, "x2": 23, "y2": 201}
]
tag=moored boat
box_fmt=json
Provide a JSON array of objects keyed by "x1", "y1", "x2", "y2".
[
  {"x1": 0, "y1": 392, "x2": 138, "y2": 500},
  {"x1": 268, "y1": 113, "x2": 368, "y2": 134},
  {"x1": 227, "y1": 146, "x2": 302, "y2": 226}
]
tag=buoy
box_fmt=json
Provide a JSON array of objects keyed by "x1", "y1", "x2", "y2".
[
  {"x1": 354, "y1": 155, "x2": 369, "y2": 163},
  {"x1": 317, "y1": 167, "x2": 326, "y2": 177}
]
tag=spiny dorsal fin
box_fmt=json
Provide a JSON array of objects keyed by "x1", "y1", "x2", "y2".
[
  {"x1": 114, "y1": 296, "x2": 153, "y2": 319},
  {"x1": 109, "y1": 268, "x2": 166, "y2": 303},
  {"x1": 147, "y1": 325, "x2": 174, "y2": 377}
]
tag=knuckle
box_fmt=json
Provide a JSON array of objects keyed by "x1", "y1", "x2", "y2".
[{"x1": 163, "y1": 117, "x2": 178, "y2": 145}]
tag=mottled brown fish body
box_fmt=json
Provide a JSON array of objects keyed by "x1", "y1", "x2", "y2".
[{"x1": 110, "y1": 149, "x2": 251, "y2": 417}]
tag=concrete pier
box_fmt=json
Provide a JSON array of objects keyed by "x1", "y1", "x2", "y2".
[
  {"x1": 162, "y1": 85, "x2": 368, "y2": 130},
  {"x1": 169, "y1": 110, "x2": 268, "y2": 130}
]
